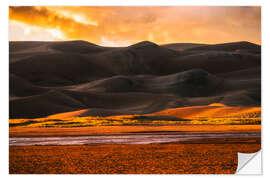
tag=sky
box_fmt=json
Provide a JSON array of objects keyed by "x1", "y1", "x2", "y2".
[{"x1": 9, "y1": 6, "x2": 261, "y2": 46}]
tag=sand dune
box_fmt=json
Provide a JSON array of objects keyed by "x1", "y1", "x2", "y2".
[
  {"x1": 10, "y1": 90, "x2": 185, "y2": 118},
  {"x1": 49, "y1": 40, "x2": 116, "y2": 53},
  {"x1": 9, "y1": 40, "x2": 261, "y2": 119},
  {"x1": 170, "y1": 51, "x2": 260, "y2": 74},
  {"x1": 162, "y1": 43, "x2": 206, "y2": 51},
  {"x1": 45, "y1": 104, "x2": 261, "y2": 120},
  {"x1": 152, "y1": 105, "x2": 261, "y2": 119},
  {"x1": 9, "y1": 74, "x2": 47, "y2": 97},
  {"x1": 9, "y1": 91, "x2": 87, "y2": 118},
  {"x1": 70, "y1": 69, "x2": 223, "y2": 97},
  {"x1": 217, "y1": 67, "x2": 260, "y2": 80},
  {"x1": 46, "y1": 108, "x2": 129, "y2": 118},
  {"x1": 187, "y1": 41, "x2": 260, "y2": 52}
]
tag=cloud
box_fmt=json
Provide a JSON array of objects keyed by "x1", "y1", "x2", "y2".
[
  {"x1": 9, "y1": 6, "x2": 101, "y2": 43},
  {"x1": 9, "y1": 6, "x2": 261, "y2": 45}
]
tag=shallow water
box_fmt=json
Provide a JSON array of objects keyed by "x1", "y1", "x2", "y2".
[{"x1": 9, "y1": 131, "x2": 260, "y2": 146}]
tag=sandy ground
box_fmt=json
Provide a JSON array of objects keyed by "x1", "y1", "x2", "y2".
[
  {"x1": 9, "y1": 143, "x2": 261, "y2": 174},
  {"x1": 9, "y1": 124, "x2": 261, "y2": 137},
  {"x1": 9, "y1": 125, "x2": 261, "y2": 174}
]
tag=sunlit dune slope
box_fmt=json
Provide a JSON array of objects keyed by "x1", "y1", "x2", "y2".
[
  {"x1": 46, "y1": 104, "x2": 261, "y2": 120},
  {"x1": 47, "y1": 109, "x2": 90, "y2": 119},
  {"x1": 152, "y1": 105, "x2": 261, "y2": 119},
  {"x1": 9, "y1": 104, "x2": 261, "y2": 128}
]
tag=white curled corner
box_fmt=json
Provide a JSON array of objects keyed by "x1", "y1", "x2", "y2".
[{"x1": 235, "y1": 150, "x2": 262, "y2": 174}]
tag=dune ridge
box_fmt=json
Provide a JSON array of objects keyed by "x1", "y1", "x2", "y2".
[{"x1": 9, "y1": 40, "x2": 261, "y2": 119}]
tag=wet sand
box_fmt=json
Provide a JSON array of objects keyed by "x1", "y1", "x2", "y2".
[{"x1": 10, "y1": 132, "x2": 260, "y2": 146}]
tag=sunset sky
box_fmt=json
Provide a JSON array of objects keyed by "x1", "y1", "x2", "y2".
[{"x1": 9, "y1": 6, "x2": 261, "y2": 46}]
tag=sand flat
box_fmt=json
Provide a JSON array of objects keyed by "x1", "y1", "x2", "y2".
[{"x1": 9, "y1": 124, "x2": 261, "y2": 137}]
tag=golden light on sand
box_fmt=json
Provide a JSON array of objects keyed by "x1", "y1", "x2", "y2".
[
  {"x1": 9, "y1": 106, "x2": 261, "y2": 128},
  {"x1": 208, "y1": 103, "x2": 226, "y2": 107},
  {"x1": 9, "y1": 6, "x2": 261, "y2": 46}
]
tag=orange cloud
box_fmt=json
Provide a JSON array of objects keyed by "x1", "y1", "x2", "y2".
[
  {"x1": 9, "y1": 6, "x2": 101, "y2": 43},
  {"x1": 9, "y1": 6, "x2": 261, "y2": 46}
]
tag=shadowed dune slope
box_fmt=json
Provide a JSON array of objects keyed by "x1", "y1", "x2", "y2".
[
  {"x1": 9, "y1": 40, "x2": 261, "y2": 118},
  {"x1": 10, "y1": 74, "x2": 47, "y2": 97},
  {"x1": 10, "y1": 53, "x2": 116, "y2": 86},
  {"x1": 170, "y1": 52, "x2": 260, "y2": 74},
  {"x1": 9, "y1": 91, "x2": 87, "y2": 118},
  {"x1": 48, "y1": 40, "x2": 116, "y2": 53},
  {"x1": 187, "y1": 41, "x2": 260, "y2": 53},
  {"x1": 70, "y1": 69, "x2": 223, "y2": 97},
  {"x1": 162, "y1": 43, "x2": 206, "y2": 51},
  {"x1": 218, "y1": 67, "x2": 261, "y2": 80}
]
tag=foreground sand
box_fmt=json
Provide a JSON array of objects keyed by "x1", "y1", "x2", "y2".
[
  {"x1": 10, "y1": 143, "x2": 260, "y2": 174},
  {"x1": 9, "y1": 125, "x2": 261, "y2": 174}
]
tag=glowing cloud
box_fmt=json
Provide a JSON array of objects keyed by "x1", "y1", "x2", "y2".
[{"x1": 9, "y1": 6, "x2": 261, "y2": 46}]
